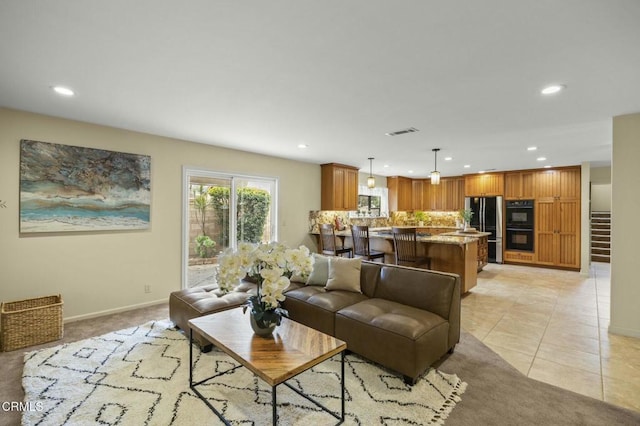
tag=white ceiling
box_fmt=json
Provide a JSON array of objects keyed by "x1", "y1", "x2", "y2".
[{"x1": 2, "y1": 1, "x2": 639, "y2": 178}]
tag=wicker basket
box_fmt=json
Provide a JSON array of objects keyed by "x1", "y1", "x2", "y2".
[{"x1": 1, "y1": 294, "x2": 63, "y2": 352}]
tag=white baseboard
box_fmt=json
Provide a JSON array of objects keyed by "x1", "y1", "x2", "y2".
[
  {"x1": 64, "y1": 298, "x2": 168, "y2": 323},
  {"x1": 608, "y1": 325, "x2": 640, "y2": 339}
]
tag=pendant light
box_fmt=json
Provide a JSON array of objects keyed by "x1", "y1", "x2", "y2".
[
  {"x1": 367, "y1": 157, "x2": 376, "y2": 189},
  {"x1": 430, "y1": 148, "x2": 441, "y2": 185}
]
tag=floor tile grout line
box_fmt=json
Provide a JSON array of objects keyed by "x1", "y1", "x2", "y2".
[{"x1": 592, "y1": 262, "x2": 606, "y2": 401}]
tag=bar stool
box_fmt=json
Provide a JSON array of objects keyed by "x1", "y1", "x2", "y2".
[
  {"x1": 319, "y1": 223, "x2": 353, "y2": 257},
  {"x1": 392, "y1": 227, "x2": 431, "y2": 269},
  {"x1": 351, "y1": 225, "x2": 385, "y2": 262}
]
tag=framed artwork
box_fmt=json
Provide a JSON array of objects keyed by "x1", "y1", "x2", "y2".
[{"x1": 19, "y1": 139, "x2": 151, "y2": 233}]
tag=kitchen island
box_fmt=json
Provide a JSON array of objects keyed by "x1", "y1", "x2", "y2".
[
  {"x1": 441, "y1": 231, "x2": 491, "y2": 272},
  {"x1": 312, "y1": 227, "x2": 478, "y2": 293}
]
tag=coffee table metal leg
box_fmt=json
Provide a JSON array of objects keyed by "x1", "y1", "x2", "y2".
[
  {"x1": 272, "y1": 385, "x2": 277, "y2": 425},
  {"x1": 341, "y1": 350, "x2": 345, "y2": 421}
]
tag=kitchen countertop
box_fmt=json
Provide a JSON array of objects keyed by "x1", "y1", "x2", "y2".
[
  {"x1": 314, "y1": 227, "x2": 480, "y2": 246},
  {"x1": 440, "y1": 231, "x2": 492, "y2": 238}
]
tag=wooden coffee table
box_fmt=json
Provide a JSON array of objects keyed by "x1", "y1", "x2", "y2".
[{"x1": 188, "y1": 308, "x2": 347, "y2": 425}]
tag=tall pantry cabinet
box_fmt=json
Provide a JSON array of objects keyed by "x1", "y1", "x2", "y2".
[{"x1": 534, "y1": 168, "x2": 581, "y2": 268}]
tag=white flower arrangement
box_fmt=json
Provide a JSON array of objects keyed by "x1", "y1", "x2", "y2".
[{"x1": 216, "y1": 242, "x2": 314, "y2": 327}]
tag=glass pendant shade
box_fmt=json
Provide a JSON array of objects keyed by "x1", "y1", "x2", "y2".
[
  {"x1": 430, "y1": 170, "x2": 440, "y2": 185},
  {"x1": 367, "y1": 175, "x2": 375, "y2": 188},
  {"x1": 367, "y1": 157, "x2": 375, "y2": 188}
]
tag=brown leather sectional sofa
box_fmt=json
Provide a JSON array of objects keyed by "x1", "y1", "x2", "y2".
[{"x1": 170, "y1": 261, "x2": 461, "y2": 384}]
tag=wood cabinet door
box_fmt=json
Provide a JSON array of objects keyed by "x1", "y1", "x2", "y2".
[
  {"x1": 344, "y1": 168, "x2": 358, "y2": 210},
  {"x1": 332, "y1": 167, "x2": 346, "y2": 210},
  {"x1": 558, "y1": 168, "x2": 581, "y2": 200},
  {"x1": 521, "y1": 172, "x2": 535, "y2": 199},
  {"x1": 505, "y1": 172, "x2": 535, "y2": 199},
  {"x1": 535, "y1": 199, "x2": 557, "y2": 265},
  {"x1": 504, "y1": 173, "x2": 521, "y2": 199},
  {"x1": 534, "y1": 170, "x2": 557, "y2": 200},
  {"x1": 557, "y1": 199, "x2": 580, "y2": 268},
  {"x1": 421, "y1": 180, "x2": 432, "y2": 210},
  {"x1": 465, "y1": 173, "x2": 504, "y2": 196},
  {"x1": 452, "y1": 178, "x2": 465, "y2": 211},
  {"x1": 412, "y1": 179, "x2": 423, "y2": 211},
  {"x1": 399, "y1": 177, "x2": 413, "y2": 211}
]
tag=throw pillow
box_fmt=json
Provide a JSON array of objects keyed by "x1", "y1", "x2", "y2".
[
  {"x1": 305, "y1": 253, "x2": 329, "y2": 286},
  {"x1": 325, "y1": 257, "x2": 362, "y2": 293}
]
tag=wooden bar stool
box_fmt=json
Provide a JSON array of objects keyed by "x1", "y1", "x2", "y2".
[
  {"x1": 392, "y1": 227, "x2": 431, "y2": 269},
  {"x1": 319, "y1": 223, "x2": 353, "y2": 257},
  {"x1": 351, "y1": 225, "x2": 385, "y2": 262}
]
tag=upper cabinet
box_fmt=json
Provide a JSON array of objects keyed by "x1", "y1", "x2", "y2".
[
  {"x1": 464, "y1": 173, "x2": 504, "y2": 196},
  {"x1": 504, "y1": 171, "x2": 534, "y2": 200},
  {"x1": 320, "y1": 163, "x2": 359, "y2": 211},
  {"x1": 387, "y1": 176, "x2": 413, "y2": 211},
  {"x1": 388, "y1": 176, "x2": 464, "y2": 211},
  {"x1": 534, "y1": 167, "x2": 581, "y2": 200}
]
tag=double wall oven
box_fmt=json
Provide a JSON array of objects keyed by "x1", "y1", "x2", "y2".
[{"x1": 505, "y1": 200, "x2": 534, "y2": 252}]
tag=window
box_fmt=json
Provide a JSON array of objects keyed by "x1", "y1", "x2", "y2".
[{"x1": 182, "y1": 167, "x2": 278, "y2": 289}]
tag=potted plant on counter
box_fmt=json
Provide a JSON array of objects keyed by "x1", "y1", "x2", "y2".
[
  {"x1": 414, "y1": 211, "x2": 428, "y2": 227},
  {"x1": 459, "y1": 208, "x2": 474, "y2": 231}
]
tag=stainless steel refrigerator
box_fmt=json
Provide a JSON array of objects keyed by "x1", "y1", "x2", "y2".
[{"x1": 464, "y1": 196, "x2": 503, "y2": 263}]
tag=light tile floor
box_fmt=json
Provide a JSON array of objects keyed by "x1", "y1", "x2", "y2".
[{"x1": 461, "y1": 261, "x2": 640, "y2": 412}]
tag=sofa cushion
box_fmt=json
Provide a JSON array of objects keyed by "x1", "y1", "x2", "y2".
[
  {"x1": 376, "y1": 265, "x2": 457, "y2": 319},
  {"x1": 326, "y1": 257, "x2": 362, "y2": 293},
  {"x1": 335, "y1": 298, "x2": 450, "y2": 379},
  {"x1": 282, "y1": 286, "x2": 368, "y2": 335},
  {"x1": 337, "y1": 298, "x2": 446, "y2": 340},
  {"x1": 306, "y1": 253, "x2": 329, "y2": 286}
]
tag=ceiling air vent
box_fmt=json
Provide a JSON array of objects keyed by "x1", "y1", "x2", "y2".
[{"x1": 385, "y1": 127, "x2": 419, "y2": 136}]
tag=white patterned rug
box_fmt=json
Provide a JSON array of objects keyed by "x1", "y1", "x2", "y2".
[{"x1": 22, "y1": 320, "x2": 466, "y2": 425}]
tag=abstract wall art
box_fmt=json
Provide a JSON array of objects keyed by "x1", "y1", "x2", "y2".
[{"x1": 19, "y1": 139, "x2": 151, "y2": 233}]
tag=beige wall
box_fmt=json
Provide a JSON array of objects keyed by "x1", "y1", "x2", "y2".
[
  {"x1": 611, "y1": 112, "x2": 640, "y2": 338},
  {"x1": 0, "y1": 108, "x2": 320, "y2": 319},
  {"x1": 590, "y1": 166, "x2": 611, "y2": 212}
]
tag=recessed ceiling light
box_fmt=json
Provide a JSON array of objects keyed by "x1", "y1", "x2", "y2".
[
  {"x1": 52, "y1": 86, "x2": 75, "y2": 96},
  {"x1": 537, "y1": 157, "x2": 547, "y2": 161},
  {"x1": 444, "y1": 157, "x2": 453, "y2": 161},
  {"x1": 463, "y1": 165, "x2": 471, "y2": 168},
  {"x1": 383, "y1": 164, "x2": 390, "y2": 168},
  {"x1": 297, "y1": 144, "x2": 308, "y2": 149},
  {"x1": 408, "y1": 170, "x2": 414, "y2": 174},
  {"x1": 541, "y1": 84, "x2": 566, "y2": 95},
  {"x1": 527, "y1": 146, "x2": 537, "y2": 151}
]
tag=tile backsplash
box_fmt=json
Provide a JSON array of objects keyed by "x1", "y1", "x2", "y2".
[{"x1": 309, "y1": 210, "x2": 461, "y2": 232}]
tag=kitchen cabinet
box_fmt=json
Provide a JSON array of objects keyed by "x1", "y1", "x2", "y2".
[
  {"x1": 505, "y1": 171, "x2": 534, "y2": 200},
  {"x1": 421, "y1": 177, "x2": 464, "y2": 211},
  {"x1": 532, "y1": 166, "x2": 581, "y2": 269},
  {"x1": 321, "y1": 163, "x2": 359, "y2": 211},
  {"x1": 464, "y1": 173, "x2": 504, "y2": 196},
  {"x1": 534, "y1": 168, "x2": 581, "y2": 200},
  {"x1": 412, "y1": 179, "x2": 424, "y2": 211},
  {"x1": 387, "y1": 176, "x2": 413, "y2": 211},
  {"x1": 446, "y1": 177, "x2": 465, "y2": 211},
  {"x1": 535, "y1": 198, "x2": 580, "y2": 268}
]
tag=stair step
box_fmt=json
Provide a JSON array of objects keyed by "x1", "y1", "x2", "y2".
[
  {"x1": 591, "y1": 218, "x2": 611, "y2": 224},
  {"x1": 591, "y1": 254, "x2": 611, "y2": 263},
  {"x1": 592, "y1": 229, "x2": 611, "y2": 236},
  {"x1": 591, "y1": 212, "x2": 611, "y2": 217},
  {"x1": 591, "y1": 248, "x2": 611, "y2": 255},
  {"x1": 592, "y1": 242, "x2": 611, "y2": 249},
  {"x1": 592, "y1": 224, "x2": 611, "y2": 230},
  {"x1": 592, "y1": 235, "x2": 611, "y2": 242}
]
